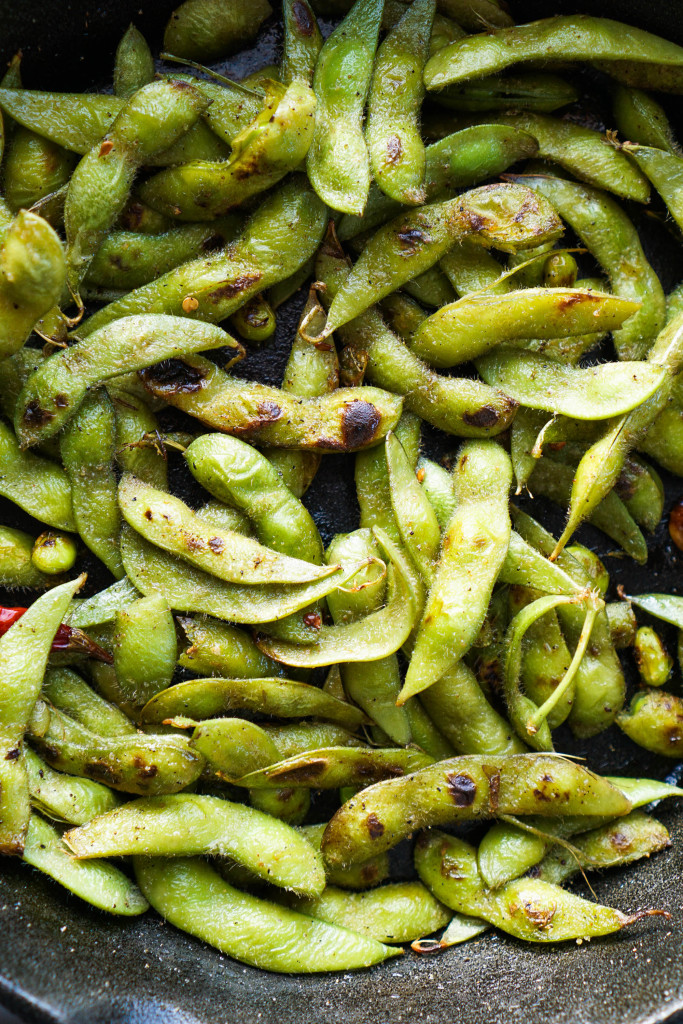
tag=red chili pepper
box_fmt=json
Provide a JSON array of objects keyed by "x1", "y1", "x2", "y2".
[{"x1": 0, "y1": 606, "x2": 113, "y2": 663}]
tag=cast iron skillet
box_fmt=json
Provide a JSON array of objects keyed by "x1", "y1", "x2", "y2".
[{"x1": 2, "y1": 2, "x2": 683, "y2": 1022}]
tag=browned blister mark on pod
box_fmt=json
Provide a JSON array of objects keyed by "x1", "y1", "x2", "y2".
[
  {"x1": 207, "y1": 272, "x2": 262, "y2": 303},
  {"x1": 483, "y1": 765, "x2": 501, "y2": 812},
  {"x1": 22, "y1": 400, "x2": 55, "y2": 428},
  {"x1": 359, "y1": 862, "x2": 381, "y2": 886},
  {"x1": 386, "y1": 136, "x2": 403, "y2": 166},
  {"x1": 366, "y1": 813, "x2": 385, "y2": 839},
  {"x1": 341, "y1": 400, "x2": 381, "y2": 450},
  {"x1": 84, "y1": 761, "x2": 123, "y2": 786},
  {"x1": 54, "y1": 394, "x2": 69, "y2": 409},
  {"x1": 446, "y1": 772, "x2": 477, "y2": 807},
  {"x1": 268, "y1": 759, "x2": 327, "y2": 784},
  {"x1": 303, "y1": 612, "x2": 322, "y2": 629},
  {"x1": 524, "y1": 900, "x2": 557, "y2": 930},
  {"x1": 463, "y1": 405, "x2": 505, "y2": 429},
  {"x1": 610, "y1": 831, "x2": 633, "y2": 852},
  {"x1": 208, "y1": 536, "x2": 225, "y2": 553},
  {"x1": 232, "y1": 401, "x2": 283, "y2": 436},
  {"x1": 396, "y1": 226, "x2": 431, "y2": 255},
  {"x1": 140, "y1": 359, "x2": 207, "y2": 396},
  {"x1": 4, "y1": 748, "x2": 19, "y2": 761},
  {"x1": 133, "y1": 757, "x2": 159, "y2": 781},
  {"x1": 293, "y1": 0, "x2": 315, "y2": 34},
  {"x1": 556, "y1": 292, "x2": 591, "y2": 313}
]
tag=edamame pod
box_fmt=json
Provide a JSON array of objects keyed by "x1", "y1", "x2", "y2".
[
  {"x1": 24, "y1": 814, "x2": 148, "y2": 915},
  {"x1": 400, "y1": 441, "x2": 512, "y2": 703},
  {"x1": 140, "y1": 81, "x2": 317, "y2": 220},
  {"x1": 25, "y1": 747, "x2": 120, "y2": 825},
  {"x1": 613, "y1": 85, "x2": 679, "y2": 153},
  {"x1": 0, "y1": 576, "x2": 83, "y2": 853},
  {"x1": 386, "y1": 432, "x2": 440, "y2": 583},
  {"x1": 321, "y1": 754, "x2": 632, "y2": 868},
  {"x1": 237, "y1": 746, "x2": 432, "y2": 790},
  {"x1": 163, "y1": 0, "x2": 273, "y2": 60},
  {"x1": 119, "y1": 474, "x2": 334, "y2": 586},
  {"x1": 0, "y1": 526, "x2": 55, "y2": 589},
  {"x1": 306, "y1": 0, "x2": 384, "y2": 214},
  {"x1": 618, "y1": 689, "x2": 683, "y2": 757},
  {"x1": 65, "y1": 579, "x2": 139, "y2": 630},
  {"x1": 66, "y1": 793, "x2": 323, "y2": 896},
  {"x1": 16, "y1": 315, "x2": 236, "y2": 448},
  {"x1": 626, "y1": 592, "x2": 683, "y2": 629},
  {"x1": 281, "y1": 0, "x2": 322, "y2": 85},
  {"x1": 113, "y1": 24, "x2": 155, "y2": 100},
  {"x1": 323, "y1": 183, "x2": 563, "y2": 335},
  {"x1": 4, "y1": 128, "x2": 76, "y2": 215},
  {"x1": 424, "y1": 16, "x2": 683, "y2": 90},
  {"x1": 433, "y1": 73, "x2": 579, "y2": 114},
  {"x1": 139, "y1": 354, "x2": 403, "y2": 451},
  {"x1": 42, "y1": 668, "x2": 136, "y2": 738},
  {"x1": 366, "y1": 0, "x2": 435, "y2": 205},
  {"x1": 113, "y1": 596, "x2": 177, "y2": 707},
  {"x1": 135, "y1": 856, "x2": 398, "y2": 972},
  {"x1": 109, "y1": 388, "x2": 168, "y2": 491},
  {"x1": 411, "y1": 289, "x2": 640, "y2": 368},
  {"x1": 299, "y1": 822, "x2": 389, "y2": 890},
  {"x1": 625, "y1": 143, "x2": 683, "y2": 232},
  {"x1": 141, "y1": 675, "x2": 367, "y2": 730},
  {"x1": 178, "y1": 615, "x2": 286, "y2": 679}
]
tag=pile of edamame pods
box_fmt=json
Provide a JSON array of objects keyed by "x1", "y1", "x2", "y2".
[{"x1": 4, "y1": 0, "x2": 683, "y2": 977}]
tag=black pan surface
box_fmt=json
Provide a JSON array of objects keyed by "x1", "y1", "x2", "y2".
[{"x1": 2, "y1": 1, "x2": 683, "y2": 1021}]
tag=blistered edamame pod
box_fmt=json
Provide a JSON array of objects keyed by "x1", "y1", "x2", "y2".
[
  {"x1": 164, "y1": 0, "x2": 272, "y2": 60},
  {"x1": 112, "y1": 596, "x2": 177, "y2": 708},
  {"x1": 420, "y1": 661, "x2": 526, "y2": 756},
  {"x1": 323, "y1": 184, "x2": 563, "y2": 335},
  {"x1": 140, "y1": 82, "x2": 316, "y2": 221},
  {"x1": 264, "y1": 723, "x2": 363, "y2": 758},
  {"x1": 25, "y1": 747, "x2": 120, "y2": 825},
  {"x1": 338, "y1": 126, "x2": 540, "y2": 242},
  {"x1": 107, "y1": 388, "x2": 168, "y2": 491},
  {"x1": 386, "y1": 432, "x2": 440, "y2": 584},
  {"x1": 0, "y1": 526, "x2": 55, "y2": 590},
  {"x1": 321, "y1": 754, "x2": 632, "y2": 869},
  {"x1": 434, "y1": 73, "x2": 579, "y2": 114},
  {"x1": 263, "y1": 283, "x2": 338, "y2": 497},
  {"x1": 0, "y1": 576, "x2": 83, "y2": 853},
  {"x1": 624, "y1": 143, "x2": 683, "y2": 232},
  {"x1": 16, "y1": 316, "x2": 236, "y2": 448},
  {"x1": 42, "y1": 667, "x2": 136, "y2": 738},
  {"x1": 306, "y1": 0, "x2": 383, "y2": 215},
  {"x1": 30, "y1": 701, "x2": 203, "y2": 795},
  {"x1": 23, "y1": 813, "x2": 148, "y2": 915},
  {"x1": 289, "y1": 880, "x2": 450, "y2": 943},
  {"x1": 508, "y1": 172, "x2": 665, "y2": 361},
  {"x1": 0, "y1": 419, "x2": 75, "y2": 531},
  {"x1": 299, "y1": 822, "x2": 389, "y2": 890},
  {"x1": 537, "y1": 811, "x2": 671, "y2": 887},
  {"x1": 416, "y1": 457, "x2": 455, "y2": 532},
  {"x1": 139, "y1": 354, "x2": 402, "y2": 452},
  {"x1": 141, "y1": 674, "x2": 367, "y2": 730},
  {"x1": 258, "y1": 530, "x2": 420, "y2": 668},
  {"x1": 120, "y1": 525, "x2": 367, "y2": 626},
  {"x1": 60, "y1": 391, "x2": 123, "y2": 577},
  {"x1": 365, "y1": 0, "x2": 434, "y2": 206},
  {"x1": 614, "y1": 454, "x2": 664, "y2": 533},
  {"x1": 415, "y1": 830, "x2": 657, "y2": 943},
  {"x1": 113, "y1": 24, "x2": 155, "y2": 99},
  {"x1": 237, "y1": 746, "x2": 432, "y2": 790},
  {"x1": 324, "y1": 529, "x2": 410, "y2": 745},
  {"x1": 353, "y1": 413, "x2": 421, "y2": 544},
  {"x1": 316, "y1": 228, "x2": 517, "y2": 437},
  {"x1": 400, "y1": 441, "x2": 512, "y2": 703},
  {"x1": 178, "y1": 615, "x2": 286, "y2": 679},
  {"x1": 119, "y1": 473, "x2": 334, "y2": 586},
  {"x1": 0, "y1": 210, "x2": 66, "y2": 360},
  {"x1": 137, "y1": 856, "x2": 398, "y2": 971},
  {"x1": 613, "y1": 85, "x2": 679, "y2": 153},
  {"x1": 424, "y1": 15, "x2": 683, "y2": 90},
  {"x1": 4, "y1": 127, "x2": 75, "y2": 217},
  {"x1": 66, "y1": 792, "x2": 322, "y2": 896},
  {"x1": 281, "y1": 0, "x2": 322, "y2": 85},
  {"x1": 86, "y1": 219, "x2": 240, "y2": 291},
  {"x1": 65, "y1": 579, "x2": 139, "y2": 631},
  {"x1": 605, "y1": 602, "x2": 637, "y2": 649},
  {"x1": 65, "y1": 80, "x2": 209, "y2": 292},
  {"x1": 185, "y1": 433, "x2": 323, "y2": 566},
  {"x1": 411, "y1": 290, "x2": 640, "y2": 369},
  {"x1": 618, "y1": 689, "x2": 683, "y2": 757},
  {"x1": 634, "y1": 627, "x2": 673, "y2": 687}
]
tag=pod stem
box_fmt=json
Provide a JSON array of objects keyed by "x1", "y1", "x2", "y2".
[
  {"x1": 159, "y1": 53, "x2": 262, "y2": 96},
  {"x1": 529, "y1": 601, "x2": 600, "y2": 730}
]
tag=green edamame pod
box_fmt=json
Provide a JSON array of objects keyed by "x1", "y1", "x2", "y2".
[
  {"x1": 400, "y1": 441, "x2": 512, "y2": 703},
  {"x1": 86, "y1": 218, "x2": 240, "y2": 290},
  {"x1": 307, "y1": 0, "x2": 384, "y2": 215},
  {"x1": 141, "y1": 675, "x2": 367, "y2": 730},
  {"x1": 24, "y1": 814, "x2": 148, "y2": 915},
  {"x1": 366, "y1": 0, "x2": 435, "y2": 206},
  {"x1": 424, "y1": 16, "x2": 683, "y2": 90},
  {"x1": 509, "y1": 172, "x2": 665, "y2": 361},
  {"x1": 625, "y1": 143, "x2": 683, "y2": 233},
  {"x1": 140, "y1": 81, "x2": 316, "y2": 221},
  {"x1": 354, "y1": 411, "x2": 421, "y2": 544},
  {"x1": 614, "y1": 454, "x2": 664, "y2": 533},
  {"x1": 613, "y1": 84, "x2": 679, "y2": 153},
  {"x1": 178, "y1": 615, "x2": 286, "y2": 679},
  {"x1": 605, "y1": 602, "x2": 637, "y2": 649},
  {"x1": 184, "y1": 433, "x2": 323, "y2": 565},
  {"x1": 433, "y1": 73, "x2": 579, "y2": 114},
  {"x1": 416, "y1": 457, "x2": 456, "y2": 532},
  {"x1": 25, "y1": 747, "x2": 120, "y2": 825},
  {"x1": 195, "y1": 501, "x2": 253, "y2": 537},
  {"x1": 113, "y1": 596, "x2": 177, "y2": 707},
  {"x1": 163, "y1": 0, "x2": 273, "y2": 60},
  {"x1": 30, "y1": 702, "x2": 203, "y2": 796},
  {"x1": 415, "y1": 830, "x2": 653, "y2": 943},
  {"x1": 42, "y1": 668, "x2": 136, "y2": 738},
  {"x1": 282, "y1": 0, "x2": 322, "y2": 85},
  {"x1": 323, "y1": 183, "x2": 563, "y2": 335},
  {"x1": 618, "y1": 689, "x2": 683, "y2": 757},
  {"x1": 237, "y1": 746, "x2": 432, "y2": 790},
  {"x1": 0, "y1": 418, "x2": 75, "y2": 531},
  {"x1": 321, "y1": 754, "x2": 632, "y2": 868},
  {"x1": 114, "y1": 25, "x2": 155, "y2": 99},
  {"x1": 65, "y1": 79, "x2": 209, "y2": 292},
  {"x1": 120, "y1": 525, "x2": 366, "y2": 626},
  {"x1": 289, "y1": 881, "x2": 450, "y2": 943},
  {"x1": 66, "y1": 793, "x2": 322, "y2": 896},
  {"x1": 0, "y1": 526, "x2": 55, "y2": 589},
  {"x1": 229, "y1": 295, "x2": 276, "y2": 344},
  {"x1": 135, "y1": 856, "x2": 398, "y2": 972},
  {"x1": 635, "y1": 627, "x2": 673, "y2": 687},
  {"x1": 60, "y1": 391, "x2": 123, "y2": 577},
  {"x1": 626, "y1": 592, "x2": 683, "y2": 629},
  {"x1": 16, "y1": 314, "x2": 236, "y2": 448},
  {"x1": 76, "y1": 172, "x2": 326, "y2": 331},
  {"x1": 108, "y1": 388, "x2": 168, "y2": 491},
  {"x1": 4, "y1": 127, "x2": 76, "y2": 216},
  {"x1": 386, "y1": 432, "x2": 440, "y2": 584},
  {"x1": 264, "y1": 723, "x2": 363, "y2": 758},
  {"x1": 299, "y1": 822, "x2": 389, "y2": 890},
  {"x1": 0, "y1": 576, "x2": 83, "y2": 853},
  {"x1": 65, "y1": 579, "x2": 139, "y2": 630}
]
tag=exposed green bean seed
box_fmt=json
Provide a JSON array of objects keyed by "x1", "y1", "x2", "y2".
[
  {"x1": 30, "y1": 531, "x2": 76, "y2": 575},
  {"x1": 634, "y1": 627, "x2": 673, "y2": 687},
  {"x1": 0, "y1": 526, "x2": 55, "y2": 589}
]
